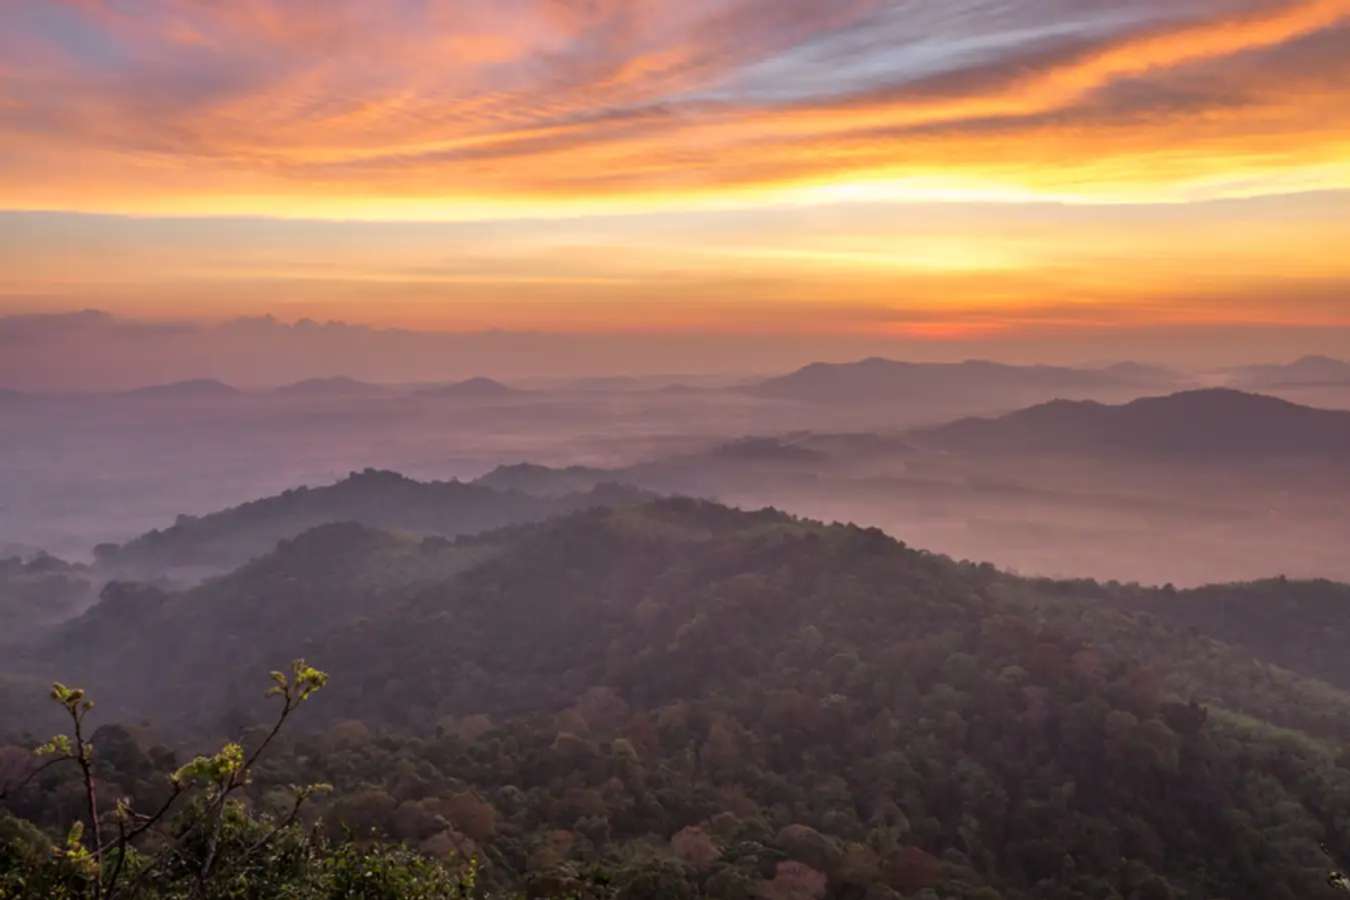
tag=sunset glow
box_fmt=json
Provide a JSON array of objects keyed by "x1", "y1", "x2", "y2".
[{"x1": 2, "y1": 0, "x2": 1348, "y2": 341}]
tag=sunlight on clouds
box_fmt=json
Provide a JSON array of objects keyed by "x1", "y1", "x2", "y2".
[{"x1": 0, "y1": 0, "x2": 1347, "y2": 337}]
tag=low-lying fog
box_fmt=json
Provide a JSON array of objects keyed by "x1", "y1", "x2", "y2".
[{"x1": 5, "y1": 356, "x2": 1350, "y2": 589}]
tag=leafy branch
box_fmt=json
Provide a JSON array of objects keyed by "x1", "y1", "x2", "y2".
[{"x1": 2, "y1": 659, "x2": 328, "y2": 900}]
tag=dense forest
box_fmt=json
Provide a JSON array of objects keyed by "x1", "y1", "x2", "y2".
[
  {"x1": 1105, "y1": 578, "x2": 1350, "y2": 691},
  {"x1": 6, "y1": 498, "x2": 1350, "y2": 897}
]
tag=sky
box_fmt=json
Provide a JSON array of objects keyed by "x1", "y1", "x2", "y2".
[{"x1": 1, "y1": 0, "x2": 1348, "y2": 363}]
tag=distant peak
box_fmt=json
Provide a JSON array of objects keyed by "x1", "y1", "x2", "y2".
[
  {"x1": 344, "y1": 467, "x2": 412, "y2": 483},
  {"x1": 485, "y1": 462, "x2": 552, "y2": 475},
  {"x1": 123, "y1": 378, "x2": 239, "y2": 396},
  {"x1": 418, "y1": 376, "x2": 515, "y2": 397},
  {"x1": 924, "y1": 386, "x2": 1348, "y2": 458},
  {"x1": 1130, "y1": 387, "x2": 1286, "y2": 405}
]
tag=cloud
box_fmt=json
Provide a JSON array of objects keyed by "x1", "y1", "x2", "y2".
[
  {"x1": 1, "y1": 0, "x2": 1347, "y2": 215},
  {"x1": 1, "y1": 3, "x2": 1346, "y2": 351}
]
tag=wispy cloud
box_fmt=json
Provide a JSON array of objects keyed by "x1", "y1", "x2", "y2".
[
  {"x1": 1, "y1": 1, "x2": 1347, "y2": 347},
  {"x1": 1, "y1": 0, "x2": 1347, "y2": 215}
]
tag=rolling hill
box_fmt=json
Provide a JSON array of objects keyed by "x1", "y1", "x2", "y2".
[
  {"x1": 417, "y1": 376, "x2": 516, "y2": 398},
  {"x1": 11, "y1": 498, "x2": 1350, "y2": 898},
  {"x1": 918, "y1": 388, "x2": 1350, "y2": 456},
  {"x1": 93, "y1": 468, "x2": 647, "y2": 578},
  {"x1": 475, "y1": 434, "x2": 916, "y2": 500},
  {"x1": 117, "y1": 378, "x2": 241, "y2": 400}
]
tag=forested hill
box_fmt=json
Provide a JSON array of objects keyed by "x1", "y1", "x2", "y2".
[
  {"x1": 10, "y1": 498, "x2": 1350, "y2": 897},
  {"x1": 1103, "y1": 577, "x2": 1350, "y2": 691},
  {"x1": 93, "y1": 468, "x2": 647, "y2": 578}
]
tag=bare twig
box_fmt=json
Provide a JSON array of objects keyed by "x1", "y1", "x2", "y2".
[{"x1": 0, "y1": 755, "x2": 68, "y2": 801}]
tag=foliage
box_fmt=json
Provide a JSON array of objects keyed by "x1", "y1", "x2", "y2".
[
  {"x1": 7, "y1": 499, "x2": 1350, "y2": 897},
  {"x1": 1113, "y1": 577, "x2": 1350, "y2": 690},
  {"x1": 0, "y1": 661, "x2": 348, "y2": 899}
]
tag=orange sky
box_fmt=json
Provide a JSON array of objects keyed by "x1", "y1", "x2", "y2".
[{"x1": 1, "y1": 0, "x2": 1348, "y2": 342}]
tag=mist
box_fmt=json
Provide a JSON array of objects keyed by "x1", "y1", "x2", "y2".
[{"x1": 6, "y1": 341, "x2": 1350, "y2": 586}]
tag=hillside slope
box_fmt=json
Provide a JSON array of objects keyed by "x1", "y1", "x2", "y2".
[
  {"x1": 1106, "y1": 577, "x2": 1350, "y2": 690},
  {"x1": 95, "y1": 468, "x2": 646, "y2": 578},
  {"x1": 12, "y1": 499, "x2": 1350, "y2": 897}
]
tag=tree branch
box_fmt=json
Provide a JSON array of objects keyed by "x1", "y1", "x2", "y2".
[
  {"x1": 70, "y1": 701, "x2": 105, "y2": 900},
  {"x1": 0, "y1": 754, "x2": 70, "y2": 802}
]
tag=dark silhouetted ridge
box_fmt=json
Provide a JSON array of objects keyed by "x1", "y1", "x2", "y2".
[
  {"x1": 920, "y1": 388, "x2": 1350, "y2": 456},
  {"x1": 417, "y1": 376, "x2": 515, "y2": 398},
  {"x1": 119, "y1": 378, "x2": 240, "y2": 399},
  {"x1": 752, "y1": 357, "x2": 1156, "y2": 404},
  {"x1": 95, "y1": 467, "x2": 646, "y2": 576}
]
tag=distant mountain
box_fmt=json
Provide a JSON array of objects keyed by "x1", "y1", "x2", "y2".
[
  {"x1": 919, "y1": 388, "x2": 1350, "y2": 456},
  {"x1": 789, "y1": 431, "x2": 917, "y2": 458},
  {"x1": 474, "y1": 434, "x2": 887, "y2": 499},
  {"x1": 94, "y1": 468, "x2": 646, "y2": 577},
  {"x1": 119, "y1": 378, "x2": 240, "y2": 399},
  {"x1": 417, "y1": 376, "x2": 515, "y2": 398},
  {"x1": 475, "y1": 462, "x2": 615, "y2": 496},
  {"x1": 272, "y1": 376, "x2": 390, "y2": 397},
  {"x1": 752, "y1": 357, "x2": 1171, "y2": 406},
  {"x1": 1230, "y1": 355, "x2": 1350, "y2": 388}
]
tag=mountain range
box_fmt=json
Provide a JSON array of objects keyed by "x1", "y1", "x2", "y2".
[
  {"x1": 751, "y1": 357, "x2": 1182, "y2": 406},
  {"x1": 476, "y1": 389, "x2": 1350, "y2": 500}
]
